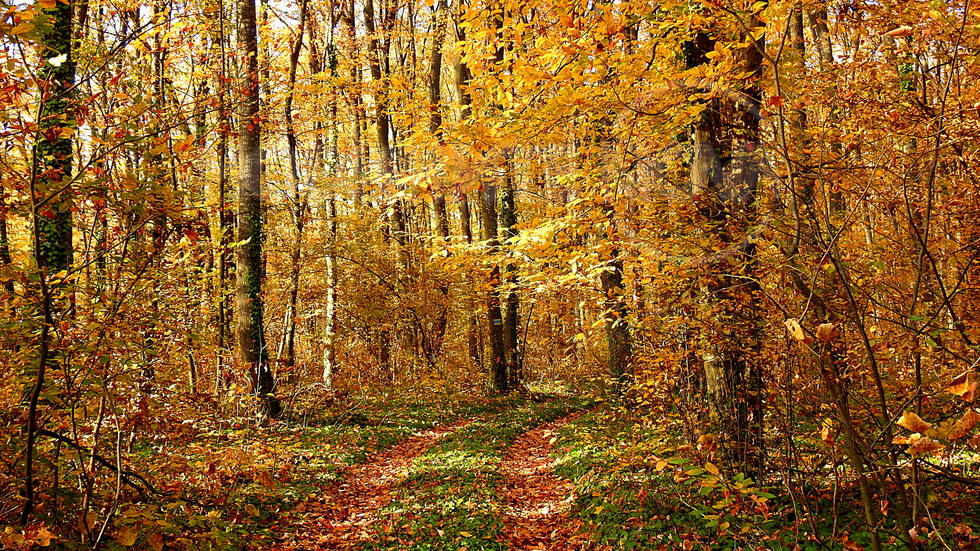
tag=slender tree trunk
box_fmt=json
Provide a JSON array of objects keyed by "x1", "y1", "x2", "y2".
[
  {"x1": 237, "y1": 0, "x2": 280, "y2": 418},
  {"x1": 279, "y1": 0, "x2": 309, "y2": 372},
  {"x1": 323, "y1": 197, "x2": 338, "y2": 387}
]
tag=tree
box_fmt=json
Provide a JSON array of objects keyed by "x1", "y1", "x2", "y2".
[
  {"x1": 236, "y1": 0, "x2": 279, "y2": 417},
  {"x1": 21, "y1": 0, "x2": 76, "y2": 522}
]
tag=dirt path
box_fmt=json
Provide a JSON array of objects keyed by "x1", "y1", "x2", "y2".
[
  {"x1": 500, "y1": 411, "x2": 590, "y2": 551},
  {"x1": 272, "y1": 418, "x2": 474, "y2": 550}
]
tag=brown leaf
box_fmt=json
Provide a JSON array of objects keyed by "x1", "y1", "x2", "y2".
[
  {"x1": 909, "y1": 436, "x2": 944, "y2": 456},
  {"x1": 949, "y1": 409, "x2": 980, "y2": 440},
  {"x1": 897, "y1": 411, "x2": 932, "y2": 434},
  {"x1": 816, "y1": 323, "x2": 839, "y2": 343},
  {"x1": 148, "y1": 532, "x2": 164, "y2": 551},
  {"x1": 255, "y1": 470, "x2": 276, "y2": 488}
]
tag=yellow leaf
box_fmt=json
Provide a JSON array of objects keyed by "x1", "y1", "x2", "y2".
[
  {"x1": 897, "y1": 411, "x2": 932, "y2": 434},
  {"x1": 784, "y1": 318, "x2": 804, "y2": 341},
  {"x1": 11, "y1": 21, "x2": 35, "y2": 35},
  {"x1": 655, "y1": 460, "x2": 667, "y2": 472},
  {"x1": 245, "y1": 504, "x2": 259, "y2": 516},
  {"x1": 594, "y1": 505, "x2": 604, "y2": 514},
  {"x1": 459, "y1": 531, "x2": 472, "y2": 537},
  {"x1": 704, "y1": 462, "x2": 719, "y2": 476},
  {"x1": 34, "y1": 526, "x2": 55, "y2": 546}
]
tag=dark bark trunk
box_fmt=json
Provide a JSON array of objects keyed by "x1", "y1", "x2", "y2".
[
  {"x1": 237, "y1": 0, "x2": 280, "y2": 418},
  {"x1": 23, "y1": 0, "x2": 75, "y2": 522}
]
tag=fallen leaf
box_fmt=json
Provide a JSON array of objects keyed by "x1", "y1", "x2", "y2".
[
  {"x1": 115, "y1": 525, "x2": 138, "y2": 547},
  {"x1": 148, "y1": 532, "x2": 164, "y2": 551}
]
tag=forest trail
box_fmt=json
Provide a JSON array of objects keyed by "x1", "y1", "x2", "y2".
[
  {"x1": 500, "y1": 411, "x2": 590, "y2": 551},
  {"x1": 272, "y1": 417, "x2": 477, "y2": 550}
]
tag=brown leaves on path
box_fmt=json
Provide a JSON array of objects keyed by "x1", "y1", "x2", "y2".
[
  {"x1": 500, "y1": 411, "x2": 590, "y2": 551},
  {"x1": 272, "y1": 418, "x2": 475, "y2": 550}
]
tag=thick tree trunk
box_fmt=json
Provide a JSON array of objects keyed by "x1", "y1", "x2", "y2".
[
  {"x1": 23, "y1": 0, "x2": 75, "y2": 522},
  {"x1": 685, "y1": 21, "x2": 763, "y2": 474},
  {"x1": 237, "y1": 0, "x2": 279, "y2": 418}
]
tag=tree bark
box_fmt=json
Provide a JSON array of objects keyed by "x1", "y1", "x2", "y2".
[
  {"x1": 237, "y1": 0, "x2": 280, "y2": 418},
  {"x1": 23, "y1": 0, "x2": 75, "y2": 521}
]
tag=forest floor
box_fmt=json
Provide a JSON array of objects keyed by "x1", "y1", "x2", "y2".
[{"x1": 85, "y1": 392, "x2": 980, "y2": 551}]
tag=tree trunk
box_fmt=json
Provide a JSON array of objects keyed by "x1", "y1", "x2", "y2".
[
  {"x1": 279, "y1": 0, "x2": 309, "y2": 372},
  {"x1": 237, "y1": 0, "x2": 280, "y2": 418},
  {"x1": 23, "y1": 0, "x2": 75, "y2": 521}
]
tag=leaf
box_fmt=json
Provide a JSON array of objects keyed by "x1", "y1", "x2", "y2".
[
  {"x1": 897, "y1": 411, "x2": 932, "y2": 434},
  {"x1": 784, "y1": 318, "x2": 804, "y2": 341},
  {"x1": 704, "y1": 462, "x2": 719, "y2": 475},
  {"x1": 34, "y1": 526, "x2": 55, "y2": 546},
  {"x1": 11, "y1": 21, "x2": 35, "y2": 35},
  {"x1": 908, "y1": 436, "x2": 943, "y2": 456},
  {"x1": 147, "y1": 532, "x2": 164, "y2": 551},
  {"x1": 948, "y1": 409, "x2": 980, "y2": 440},
  {"x1": 767, "y1": 96, "x2": 784, "y2": 108},
  {"x1": 816, "y1": 323, "x2": 838, "y2": 343},
  {"x1": 459, "y1": 531, "x2": 472, "y2": 537},
  {"x1": 885, "y1": 26, "x2": 914, "y2": 37},
  {"x1": 115, "y1": 525, "x2": 138, "y2": 547},
  {"x1": 48, "y1": 54, "x2": 67, "y2": 67},
  {"x1": 255, "y1": 470, "x2": 276, "y2": 488},
  {"x1": 946, "y1": 372, "x2": 970, "y2": 395},
  {"x1": 945, "y1": 372, "x2": 977, "y2": 401}
]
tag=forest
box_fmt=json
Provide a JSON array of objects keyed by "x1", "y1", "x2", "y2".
[{"x1": 2, "y1": 0, "x2": 980, "y2": 548}]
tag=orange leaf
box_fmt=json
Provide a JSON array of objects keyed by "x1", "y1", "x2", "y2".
[
  {"x1": 255, "y1": 470, "x2": 275, "y2": 488},
  {"x1": 897, "y1": 411, "x2": 932, "y2": 434},
  {"x1": 945, "y1": 372, "x2": 973, "y2": 396},
  {"x1": 885, "y1": 26, "x2": 913, "y2": 37},
  {"x1": 148, "y1": 532, "x2": 164, "y2": 551}
]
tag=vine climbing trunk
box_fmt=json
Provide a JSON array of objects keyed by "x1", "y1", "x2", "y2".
[
  {"x1": 236, "y1": 0, "x2": 280, "y2": 418},
  {"x1": 23, "y1": 0, "x2": 75, "y2": 522}
]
